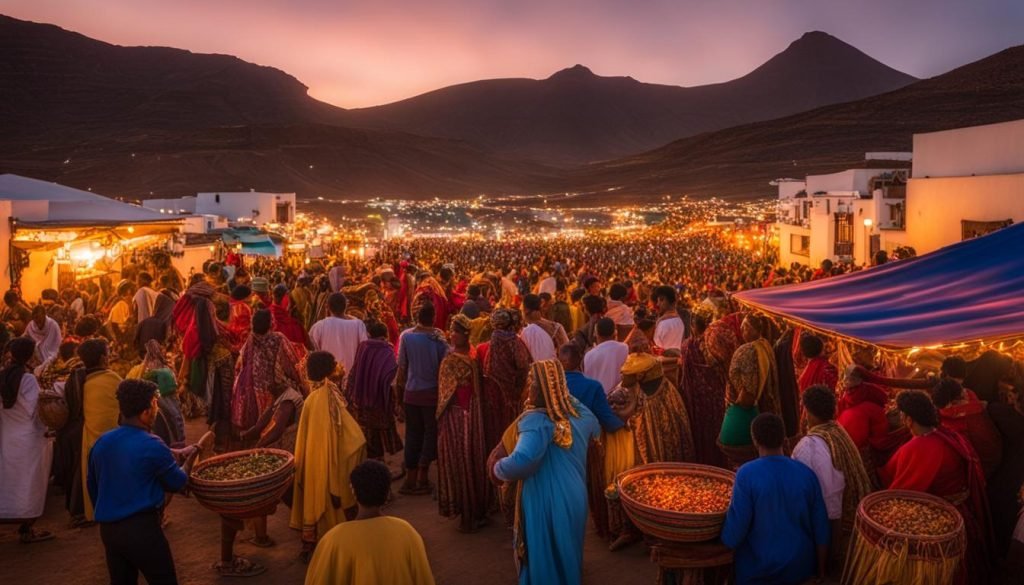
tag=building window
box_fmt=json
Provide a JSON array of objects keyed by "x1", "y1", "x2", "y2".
[
  {"x1": 834, "y1": 212, "x2": 853, "y2": 256},
  {"x1": 961, "y1": 219, "x2": 1012, "y2": 240},
  {"x1": 888, "y1": 202, "x2": 906, "y2": 230},
  {"x1": 790, "y1": 234, "x2": 810, "y2": 256},
  {"x1": 215, "y1": 194, "x2": 220, "y2": 204}
]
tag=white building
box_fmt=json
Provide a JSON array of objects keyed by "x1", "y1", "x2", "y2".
[
  {"x1": 906, "y1": 119, "x2": 1024, "y2": 254},
  {"x1": 144, "y1": 190, "x2": 296, "y2": 227},
  {"x1": 776, "y1": 119, "x2": 1024, "y2": 266},
  {"x1": 776, "y1": 167, "x2": 909, "y2": 267}
]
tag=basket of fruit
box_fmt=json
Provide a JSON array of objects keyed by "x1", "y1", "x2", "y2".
[
  {"x1": 37, "y1": 391, "x2": 69, "y2": 431},
  {"x1": 189, "y1": 449, "x2": 294, "y2": 519},
  {"x1": 841, "y1": 490, "x2": 965, "y2": 585},
  {"x1": 615, "y1": 462, "x2": 734, "y2": 543}
]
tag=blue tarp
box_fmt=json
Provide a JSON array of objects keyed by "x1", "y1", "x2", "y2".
[
  {"x1": 220, "y1": 231, "x2": 281, "y2": 257},
  {"x1": 733, "y1": 223, "x2": 1024, "y2": 349}
]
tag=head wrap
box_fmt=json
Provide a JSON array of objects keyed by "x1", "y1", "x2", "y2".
[
  {"x1": 621, "y1": 352, "x2": 663, "y2": 384},
  {"x1": 450, "y1": 313, "x2": 473, "y2": 335},
  {"x1": 527, "y1": 359, "x2": 579, "y2": 449},
  {"x1": 460, "y1": 300, "x2": 481, "y2": 320},
  {"x1": 490, "y1": 308, "x2": 517, "y2": 331}
]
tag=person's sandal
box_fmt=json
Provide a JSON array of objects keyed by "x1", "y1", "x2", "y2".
[
  {"x1": 19, "y1": 529, "x2": 55, "y2": 544},
  {"x1": 213, "y1": 556, "x2": 266, "y2": 578},
  {"x1": 244, "y1": 535, "x2": 276, "y2": 548}
]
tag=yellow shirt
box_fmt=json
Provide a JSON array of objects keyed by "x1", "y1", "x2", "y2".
[
  {"x1": 305, "y1": 516, "x2": 435, "y2": 585},
  {"x1": 81, "y1": 369, "x2": 123, "y2": 520},
  {"x1": 107, "y1": 300, "x2": 131, "y2": 325}
]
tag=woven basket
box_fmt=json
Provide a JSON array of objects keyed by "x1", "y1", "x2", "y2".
[
  {"x1": 38, "y1": 391, "x2": 69, "y2": 431},
  {"x1": 616, "y1": 462, "x2": 735, "y2": 543},
  {"x1": 842, "y1": 490, "x2": 965, "y2": 584},
  {"x1": 189, "y1": 448, "x2": 294, "y2": 519},
  {"x1": 856, "y1": 490, "x2": 965, "y2": 560}
]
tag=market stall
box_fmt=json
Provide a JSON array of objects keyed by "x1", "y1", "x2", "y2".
[{"x1": 733, "y1": 222, "x2": 1024, "y2": 366}]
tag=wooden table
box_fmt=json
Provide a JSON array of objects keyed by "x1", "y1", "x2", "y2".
[{"x1": 646, "y1": 538, "x2": 733, "y2": 585}]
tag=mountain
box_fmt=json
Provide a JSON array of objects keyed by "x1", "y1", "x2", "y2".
[
  {"x1": 568, "y1": 43, "x2": 1024, "y2": 201},
  {"x1": 342, "y1": 32, "x2": 917, "y2": 164},
  {"x1": 0, "y1": 15, "x2": 559, "y2": 199}
]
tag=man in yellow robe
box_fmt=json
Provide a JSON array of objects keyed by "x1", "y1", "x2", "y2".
[
  {"x1": 305, "y1": 460, "x2": 434, "y2": 585},
  {"x1": 79, "y1": 339, "x2": 123, "y2": 521},
  {"x1": 291, "y1": 351, "x2": 367, "y2": 561}
]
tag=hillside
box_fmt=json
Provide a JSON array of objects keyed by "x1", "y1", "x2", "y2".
[
  {"x1": 343, "y1": 32, "x2": 917, "y2": 164},
  {"x1": 0, "y1": 15, "x2": 559, "y2": 199},
  {"x1": 570, "y1": 43, "x2": 1024, "y2": 201}
]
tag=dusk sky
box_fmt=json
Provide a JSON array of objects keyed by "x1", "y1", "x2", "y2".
[{"x1": 5, "y1": 0, "x2": 1024, "y2": 108}]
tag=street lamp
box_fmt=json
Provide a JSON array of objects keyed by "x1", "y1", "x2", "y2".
[{"x1": 863, "y1": 218, "x2": 874, "y2": 264}]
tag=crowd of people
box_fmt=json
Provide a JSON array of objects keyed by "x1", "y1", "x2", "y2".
[{"x1": 0, "y1": 229, "x2": 1021, "y2": 585}]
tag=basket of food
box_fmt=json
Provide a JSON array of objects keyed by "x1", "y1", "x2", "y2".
[
  {"x1": 189, "y1": 449, "x2": 294, "y2": 519},
  {"x1": 615, "y1": 462, "x2": 734, "y2": 543},
  {"x1": 38, "y1": 391, "x2": 69, "y2": 431},
  {"x1": 841, "y1": 490, "x2": 965, "y2": 585}
]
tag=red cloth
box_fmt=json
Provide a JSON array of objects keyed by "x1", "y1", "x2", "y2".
[
  {"x1": 881, "y1": 430, "x2": 968, "y2": 494},
  {"x1": 270, "y1": 298, "x2": 307, "y2": 347},
  {"x1": 226, "y1": 298, "x2": 252, "y2": 352},
  {"x1": 940, "y1": 400, "x2": 1004, "y2": 478},
  {"x1": 798, "y1": 356, "x2": 838, "y2": 393},
  {"x1": 838, "y1": 401, "x2": 890, "y2": 452}
]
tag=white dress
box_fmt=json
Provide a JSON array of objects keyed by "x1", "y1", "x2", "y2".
[{"x1": 0, "y1": 373, "x2": 53, "y2": 519}]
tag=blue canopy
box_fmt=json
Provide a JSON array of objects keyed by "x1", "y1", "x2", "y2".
[{"x1": 733, "y1": 223, "x2": 1024, "y2": 350}]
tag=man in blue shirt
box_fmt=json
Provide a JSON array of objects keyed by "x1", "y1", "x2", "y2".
[
  {"x1": 395, "y1": 302, "x2": 449, "y2": 495},
  {"x1": 88, "y1": 379, "x2": 199, "y2": 585},
  {"x1": 721, "y1": 413, "x2": 829, "y2": 585},
  {"x1": 558, "y1": 342, "x2": 624, "y2": 433}
]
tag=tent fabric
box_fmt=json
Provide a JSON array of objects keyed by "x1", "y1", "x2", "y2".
[
  {"x1": 733, "y1": 222, "x2": 1024, "y2": 350},
  {"x1": 240, "y1": 240, "x2": 280, "y2": 257},
  {"x1": 0, "y1": 174, "x2": 109, "y2": 202}
]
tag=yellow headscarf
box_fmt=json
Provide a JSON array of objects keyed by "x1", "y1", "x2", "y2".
[
  {"x1": 620, "y1": 352, "x2": 663, "y2": 384},
  {"x1": 526, "y1": 359, "x2": 579, "y2": 449}
]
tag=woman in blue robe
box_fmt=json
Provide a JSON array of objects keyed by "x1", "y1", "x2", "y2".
[{"x1": 492, "y1": 359, "x2": 600, "y2": 585}]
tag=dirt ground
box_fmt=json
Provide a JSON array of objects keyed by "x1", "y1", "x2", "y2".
[{"x1": 1, "y1": 420, "x2": 657, "y2": 585}]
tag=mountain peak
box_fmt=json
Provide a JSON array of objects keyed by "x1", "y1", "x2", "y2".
[{"x1": 548, "y1": 64, "x2": 596, "y2": 81}]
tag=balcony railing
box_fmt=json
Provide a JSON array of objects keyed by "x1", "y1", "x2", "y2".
[{"x1": 834, "y1": 242, "x2": 854, "y2": 256}]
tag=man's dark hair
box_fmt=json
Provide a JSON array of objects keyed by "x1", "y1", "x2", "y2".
[
  {"x1": 77, "y1": 338, "x2": 109, "y2": 368},
  {"x1": 252, "y1": 309, "x2": 272, "y2": 335},
  {"x1": 896, "y1": 390, "x2": 939, "y2": 427},
  {"x1": 59, "y1": 340, "x2": 79, "y2": 361},
  {"x1": 367, "y1": 321, "x2": 388, "y2": 340},
  {"x1": 467, "y1": 284, "x2": 480, "y2": 298},
  {"x1": 941, "y1": 356, "x2": 968, "y2": 380},
  {"x1": 750, "y1": 412, "x2": 785, "y2": 449},
  {"x1": 873, "y1": 250, "x2": 889, "y2": 266},
  {"x1": 596, "y1": 317, "x2": 615, "y2": 338},
  {"x1": 231, "y1": 285, "x2": 252, "y2": 301},
  {"x1": 74, "y1": 316, "x2": 102, "y2": 337},
  {"x1": 538, "y1": 292, "x2": 552, "y2": 303},
  {"x1": 416, "y1": 302, "x2": 435, "y2": 326},
  {"x1": 273, "y1": 283, "x2": 288, "y2": 302},
  {"x1": 931, "y1": 378, "x2": 965, "y2": 409},
  {"x1": 350, "y1": 460, "x2": 391, "y2": 507},
  {"x1": 570, "y1": 288, "x2": 586, "y2": 302},
  {"x1": 558, "y1": 342, "x2": 583, "y2": 368},
  {"x1": 652, "y1": 285, "x2": 676, "y2": 305},
  {"x1": 583, "y1": 276, "x2": 600, "y2": 290},
  {"x1": 117, "y1": 379, "x2": 157, "y2": 419},
  {"x1": 609, "y1": 283, "x2": 627, "y2": 301},
  {"x1": 522, "y1": 294, "x2": 542, "y2": 312},
  {"x1": 582, "y1": 294, "x2": 606, "y2": 316},
  {"x1": 821, "y1": 259, "x2": 834, "y2": 271},
  {"x1": 328, "y1": 292, "x2": 348, "y2": 315},
  {"x1": 802, "y1": 385, "x2": 837, "y2": 421},
  {"x1": 306, "y1": 351, "x2": 336, "y2": 382},
  {"x1": 41, "y1": 289, "x2": 60, "y2": 302},
  {"x1": 32, "y1": 304, "x2": 46, "y2": 319},
  {"x1": 138, "y1": 272, "x2": 154, "y2": 287},
  {"x1": 7, "y1": 337, "x2": 36, "y2": 365},
  {"x1": 3, "y1": 290, "x2": 19, "y2": 306},
  {"x1": 799, "y1": 333, "x2": 824, "y2": 359}
]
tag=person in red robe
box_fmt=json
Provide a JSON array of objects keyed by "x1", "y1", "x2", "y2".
[
  {"x1": 269, "y1": 284, "x2": 308, "y2": 359},
  {"x1": 836, "y1": 369, "x2": 900, "y2": 477},
  {"x1": 932, "y1": 378, "x2": 1003, "y2": 480},
  {"x1": 226, "y1": 285, "x2": 253, "y2": 353},
  {"x1": 798, "y1": 334, "x2": 838, "y2": 394},
  {"x1": 412, "y1": 272, "x2": 451, "y2": 330},
  {"x1": 880, "y1": 390, "x2": 993, "y2": 585}
]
